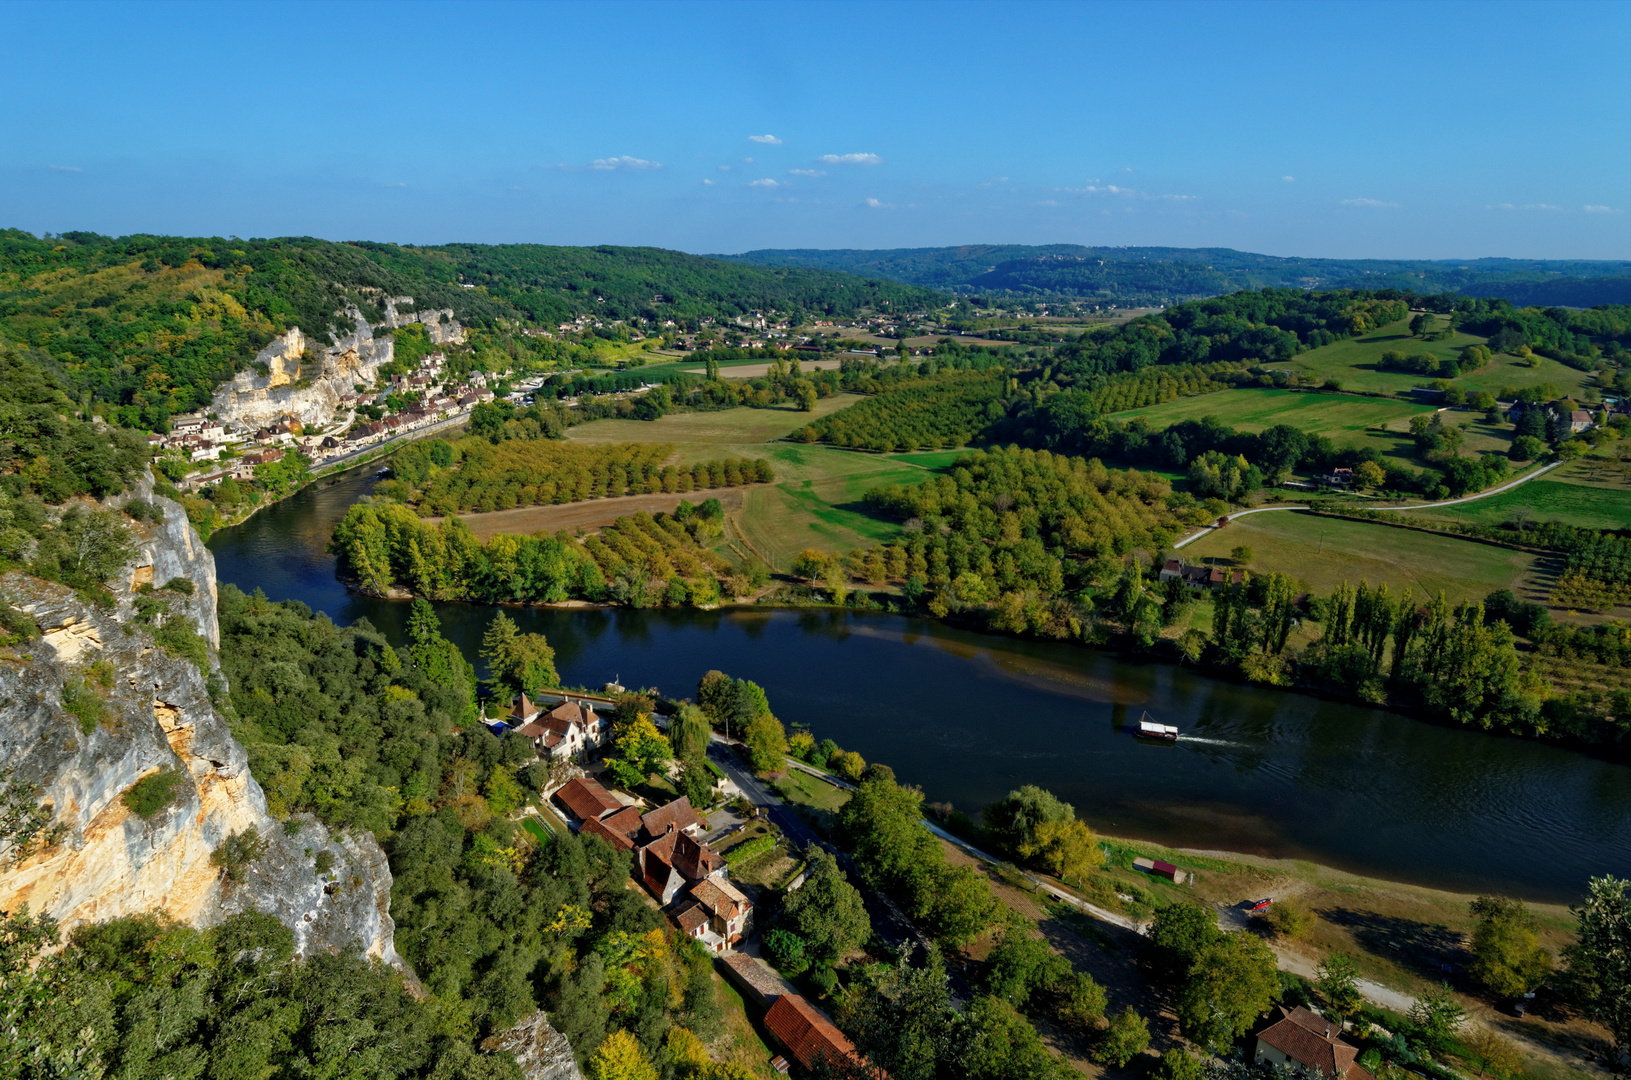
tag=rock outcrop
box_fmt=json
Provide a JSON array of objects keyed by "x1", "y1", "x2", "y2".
[
  {"x1": 209, "y1": 300, "x2": 465, "y2": 430},
  {"x1": 482, "y1": 1012, "x2": 586, "y2": 1080},
  {"x1": 0, "y1": 488, "x2": 403, "y2": 967}
]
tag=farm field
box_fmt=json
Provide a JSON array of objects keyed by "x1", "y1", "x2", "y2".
[
  {"x1": 1408, "y1": 477, "x2": 1631, "y2": 533},
  {"x1": 676, "y1": 358, "x2": 843, "y2": 378},
  {"x1": 562, "y1": 399, "x2": 940, "y2": 568},
  {"x1": 1115, "y1": 388, "x2": 1443, "y2": 473},
  {"x1": 1179, "y1": 510, "x2": 1551, "y2": 605},
  {"x1": 1288, "y1": 317, "x2": 1596, "y2": 399}
]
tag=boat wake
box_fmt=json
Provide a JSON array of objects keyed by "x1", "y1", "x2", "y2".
[{"x1": 1176, "y1": 735, "x2": 1251, "y2": 749}]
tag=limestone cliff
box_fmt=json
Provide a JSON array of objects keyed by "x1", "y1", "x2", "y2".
[
  {"x1": 0, "y1": 486, "x2": 404, "y2": 966},
  {"x1": 209, "y1": 299, "x2": 465, "y2": 430}
]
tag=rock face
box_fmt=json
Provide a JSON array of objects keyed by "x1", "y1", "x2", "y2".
[
  {"x1": 209, "y1": 300, "x2": 465, "y2": 430},
  {"x1": 482, "y1": 1012, "x2": 585, "y2": 1080},
  {"x1": 0, "y1": 489, "x2": 403, "y2": 968}
]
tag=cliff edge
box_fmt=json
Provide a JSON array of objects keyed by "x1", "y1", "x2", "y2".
[{"x1": 0, "y1": 485, "x2": 405, "y2": 967}]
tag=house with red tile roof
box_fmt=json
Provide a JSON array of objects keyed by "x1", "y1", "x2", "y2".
[
  {"x1": 764, "y1": 994, "x2": 879, "y2": 1076},
  {"x1": 510, "y1": 695, "x2": 608, "y2": 761},
  {"x1": 1254, "y1": 1006, "x2": 1375, "y2": 1080},
  {"x1": 580, "y1": 805, "x2": 644, "y2": 852},
  {"x1": 553, "y1": 776, "x2": 621, "y2": 823},
  {"x1": 641, "y1": 796, "x2": 702, "y2": 838}
]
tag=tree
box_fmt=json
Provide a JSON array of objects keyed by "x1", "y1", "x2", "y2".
[
  {"x1": 591, "y1": 1029, "x2": 657, "y2": 1080},
  {"x1": 983, "y1": 785, "x2": 1074, "y2": 857},
  {"x1": 1408, "y1": 983, "x2": 1467, "y2": 1054},
  {"x1": 1022, "y1": 818, "x2": 1104, "y2": 884},
  {"x1": 1469, "y1": 896, "x2": 1551, "y2": 997},
  {"x1": 1316, "y1": 952, "x2": 1363, "y2": 1026},
  {"x1": 1231, "y1": 545, "x2": 1254, "y2": 567},
  {"x1": 1355, "y1": 460, "x2": 1387, "y2": 490},
  {"x1": 961, "y1": 995, "x2": 1070, "y2": 1080},
  {"x1": 743, "y1": 713, "x2": 787, "y2": 775},
  {"x1": 1463, "y1": 1026, "x2": 1523, "y2": 1080},
  {"x1": 1153, "y1": 1048, "x2": 1205, "y2": 1080},
  {"x1": 1410, "y1": 313, "x2": 1439, "y2": 338},
  {"x1": 1149, "y1": 902, "x2": 1223, "y2": 981},
  {"x1": 611, "y1": 714, "x2": 672, "y2": 784},
  {"x1": 917, "y1": 862, "x2": 998, "y2": 946},
  {"x1": 671, "y1": 703, "x2": 712, "y2": 762},
  {"x1": 792, "y1": 548, "x2": 832, "y2": 583},
  {"x1": 1176, "y1": 932, "x2": 1280, "y2": 1050},
  {"x1": 782, "y1": 848, "x2": 872, "y2": 964},
  {"x1": 1565, "y1": 875, "x2": 1631, "y2": 1069},
  {"x1": 1509, "y1": 435, "x2": 1546, "y2": 462},
  {"x1": 1093, "y1": 1007, "x2": 1151, "y2": 1068},
  {"x1": 984, "y1": 927, "x2": 1069, "y2": 1008}
]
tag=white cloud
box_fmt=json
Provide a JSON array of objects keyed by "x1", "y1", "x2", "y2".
[
  {"x1": 1583, "y1": 204, "x2": 1618, "y2": 214},
  {"x1": 1282, "y1": 175, "x2": 1296, "y2": 182},
  {"x1": 1033, "y1": 200, "x2": 1062, "y2": 207},
  {"x1": 788, "y1": 168, "x2": 826, "y2": 177},
  {"x1": 49, "y1": 164, "x2": 82, "y2": 173},
  {"x1": 820, "y1": 152, "x2": 882, "y2": 165},
  {"x1": 865, "y1": 197, "x2": 894, "y2": 209},
  {"x1": 749, "y1": 178, "x2": 780, "y2": 188},
  {"x1": 743, "y1": 157, "x2": 754, "y2": 164},
  {"x1": 1486, "y1": 202, "x2": 1562, "y2": 211},
  {"x1": 1061, "y1": 183, "x2": 1194, "y2": 201},
  {"x1": 702, "y1": 179, "x2": 715, "y2": 186},
  {"x1": 748, "y1": 134, "x2": 782, "y2": 145},
  {"x1": 1118, "y1": 166, "x2": 1134, "y2": 174},
  {"x1": 386, "y1": 182, "x2": 407, "y2": 188},
  {"x1": 1341, "y1": 197, "x2": 1400, "y2": 208},
  {"x1": 588, "y1": 155, "x2": 661, "y2": 170},
  {"x1": 717, "y1": 164, "x2": 732, "y2": 172}
]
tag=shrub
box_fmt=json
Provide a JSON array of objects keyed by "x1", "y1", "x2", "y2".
[
  {"x1": 830, "y1": 750, "x2": 867, "y2": 782},
  {"x1": 1264, "y1": 897, "x2": 1316, "y2": 939},
  {"x1": 313, "y1": 848, "x2": 336, "y2": 875},
  {"x1": 153, "y1": 619, "x2": 209, "y2": 668},
  {"x1": 211, "y1": 826, "x2": 268, "y2": 883},
  {"x1": 764, "y1": 927, "x2": 809, "y2": 975},
  {"x1": 161, "y1": 576, "x2": 195, "y2": 594},
  {"x1": 123, "y1": 769, "x2": 185, "y2": 819}
]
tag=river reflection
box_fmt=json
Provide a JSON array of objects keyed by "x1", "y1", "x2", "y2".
[{"x1": 210, "y1": 467, "x2": 1631, "y2": 902}]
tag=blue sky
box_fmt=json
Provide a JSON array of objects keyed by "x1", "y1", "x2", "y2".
[{"x1": 2, "y1": 0, "x2": 1627, "y2": 259}]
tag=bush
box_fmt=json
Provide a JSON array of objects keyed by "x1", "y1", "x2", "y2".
[
  {"x1": 764, "y1": 927, "x2": 809, "y2": 975},
  {"x1": 153, "y1": 619, "x2": 209, "y2": 668},
  {"x1": 1152, "y1": 1048, "x2": 1204, "y2": 1080},
  {"x1": 123, "y1": 769, "x2": 185, "y2": 819},
  {"x1": 211, "y1": 826, "x2": 268, "y2": 883},
  {"x1": 313, "y1": 848, "x2": 336, "y2": 874},
  {"x1": 1264, "y1": 897, "x2": 1316, "y2": 939}
]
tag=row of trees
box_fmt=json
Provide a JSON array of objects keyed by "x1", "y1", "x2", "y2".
[
  {"x1": 331, "y1": 502, "x2": 748, "y2": 609},
  {"x1": 796, "y1": 370, "x2": 1010, "y2": 451}
]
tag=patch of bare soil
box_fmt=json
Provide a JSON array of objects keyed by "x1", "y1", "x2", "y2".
[{"x1": 430, "y1": 488, "x2": 749, "y2": 541}]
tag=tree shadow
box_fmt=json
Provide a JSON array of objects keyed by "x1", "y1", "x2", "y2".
[{"x1": 1319, "y1": 907, "x2": 1468, "y2": 981}]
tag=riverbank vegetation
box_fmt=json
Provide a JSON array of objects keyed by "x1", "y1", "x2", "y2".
[{"x1": 755, "y1": 709, "x2": 1626, "y2": 1080}]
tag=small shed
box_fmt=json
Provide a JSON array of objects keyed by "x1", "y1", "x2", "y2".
[{"x1": 1133, "y1": 856, "x2": 1187, "y2": 884}]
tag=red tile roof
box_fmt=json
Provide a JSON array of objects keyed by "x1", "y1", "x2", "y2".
[
  {"x1": 581, "y1": 813, "x2": 637, "y2": 852},
  {"x1": 689, "y1": 876, "x2": 750, "y2": 921},
  {"x1": 554, "y1": 777, "x2": 620, "y2": 822},
  {"x1": 1257, "y1": 1007, "x2": 1369, "y2": 1080},
  {"x1": 764, "y1": 994, "x2": 871, "y2": 1075},
  {"x1": 641, "y1": 797, "x2": 700, "y2": 838}
]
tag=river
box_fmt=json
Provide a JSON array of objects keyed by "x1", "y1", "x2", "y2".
[{"x1": 208, "y1": 466, "x2": 1631, "y2": 903}]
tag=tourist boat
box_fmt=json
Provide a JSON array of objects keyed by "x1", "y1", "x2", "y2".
[{"x1": 1135, "y1": 712, "x2": 1180, "y2": 742}]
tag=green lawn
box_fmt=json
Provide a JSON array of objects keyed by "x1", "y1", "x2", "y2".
[
  {"x1": 521, "y1": 816, "x2": 553, "y2": 844},
  {"x1": 1179, "y1": 510, "x2": 1548, "y2": 604},
  {"x1": 1289, "y1": 317, "x2": 1597, "y2": 400}
]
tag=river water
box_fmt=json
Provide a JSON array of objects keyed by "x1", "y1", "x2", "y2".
[{"x1": 208, "y1": 467, "x2": 1631, "y2": 902}]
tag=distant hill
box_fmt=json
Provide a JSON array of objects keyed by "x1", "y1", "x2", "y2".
[
  {"x1": 0, "y1": 230, "x2": 944, "y2": 428},
  {"x1": 714, "y1": 245, "x2": 1631, "y2": 308}
]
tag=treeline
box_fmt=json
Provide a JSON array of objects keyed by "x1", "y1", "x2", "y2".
[
  {"x1": 0, "y1": 229, "x2": 945, "y2": 429},
  {"x1": 384, "y1": 436, "x2": 773, "y2": 517},
  {"x1": 215, "y1": 586, "x2": 737, "y2": 1073},
  {"x1": 331, "y1": 501, "x2": 756, "y2": 607}
]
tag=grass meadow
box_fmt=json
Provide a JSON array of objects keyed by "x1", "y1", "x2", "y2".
[
  {"x1": 1178, "y1": 510, "x2": 1549, "y2": 605},
  {"x1": 1288, "y1": 317, "x2": 1596, "y2": 400}
]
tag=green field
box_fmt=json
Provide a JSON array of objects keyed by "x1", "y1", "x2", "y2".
[
  {"x1": 1289, "y1": 317, "x2": 1596, "y2": 399},
  {"x1": 1116, "y1": 388, "x2": 1444, "y2": 473},
  {"x1": 1409, "y1": 478, "x2": 1631, "y2": 532},
  {"x1": 1179, "y1": 510, "x2": 1549, "y2": 604},
  {"x1": 564, "y1": 398, "x2": 940, "y2": 569}
]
